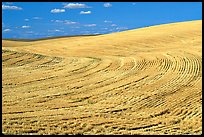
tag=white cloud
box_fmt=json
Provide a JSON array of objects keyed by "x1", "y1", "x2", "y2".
[
  {"x1": 57, "y1": 20, "x2": 64, "y2": 23},
  {"x1": 71, "y1": 26, "x2": 80, "y2": 29},
  {"x1": 102, "y1": 28, "x2": 108, "y2": 30},
  {"x1": 63, "y1": 3, "x2": 90, "y2": 9},
  {"x1": 93, "y1": 32, "x2": 100, "y2": 35},
  {"x1": 51, "y1": 9, "x2": 65, "y2": 13},
  {"x1": 84, "y1": 24, "x2": 96, "y2": 27},
  {"x1": 22, "y1": 25, "x2": 31, "y2": 29},
  {"x1": 2, "y1": 4, "x2": 22, "y2": 10},
  {"x1": 64, "y1": 20, "x2": 78, "y2": 25},
  {"x1": 80, "y1": 11, "x2": 91, "y2": 14},
  {"x1": 51, "y1": 20, "x2": 78, "y2": 25},
  {"x1": 25, "y1": 31, "x2": 34, "y2": 34},
  {"x1": 3, "y1": 29, "x2": 11, "y2": 32},
  {"x1": 48, "y1": 29, "x2": 64, "y2": 32},
  {"x1": 24, "y1": 19, "x2": 29, "y2": 21},
  {"x1": 104, "y1": 20, "x2": 112, "y2": 23},
  {"x1": 33, "y1": 17, "x2": 42, "y2": 20},
  {"x1": 51, "y1": 20, "x2": 63, "y2": 23},
  {"x1": 104, "y1": 3, "x2": 112, "y2": 8},
  {"x1": 81, "y1": 31, "x2": 91, "y2": 35},
  {"x1": 116, "y1": 27, "x2": 128, "y2": 30},
  {"x1": 111, "y1": 24, "x2": 117, "y2": 27},
  {"x1": 55, "y1": 29, "x2": 64, "y2": 32}
]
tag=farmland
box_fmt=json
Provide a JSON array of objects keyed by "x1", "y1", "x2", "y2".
[{"x1": 2, "y1": 20, "x2": 202, "y2": 135}]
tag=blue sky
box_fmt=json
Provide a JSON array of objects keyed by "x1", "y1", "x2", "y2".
[{"x1": 2, "y1": 2, "x2": 202, "y2": 39}]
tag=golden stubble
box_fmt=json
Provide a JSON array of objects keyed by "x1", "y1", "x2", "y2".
[{"x1": 2, "y1": 20, "x2": 202, "y2": 135}]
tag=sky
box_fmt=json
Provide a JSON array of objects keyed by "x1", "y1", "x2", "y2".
[{"x1": 2, "y1": 2, "x2": 202, "y2": 39}]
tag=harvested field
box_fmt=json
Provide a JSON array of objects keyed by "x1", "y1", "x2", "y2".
[{"x1": 2, "y1": 20, "x2": 202, "y2": 135}]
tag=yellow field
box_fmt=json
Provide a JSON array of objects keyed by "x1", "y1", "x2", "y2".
[{"x1": 2, "y1": 20, "x2": 202, "y2": 135}]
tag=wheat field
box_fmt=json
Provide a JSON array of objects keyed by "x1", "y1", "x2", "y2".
[{"x1": 2, "y1": 20, "x2": 202, "y2": 135}]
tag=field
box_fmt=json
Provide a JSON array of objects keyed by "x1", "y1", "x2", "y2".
[{"x1": 2, "y1": 20, "x2": 202, "y2": 135}]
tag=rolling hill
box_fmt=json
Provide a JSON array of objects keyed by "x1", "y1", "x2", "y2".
[{"x1": 2, "y1": 20, "x2": 202, "y2": 135}]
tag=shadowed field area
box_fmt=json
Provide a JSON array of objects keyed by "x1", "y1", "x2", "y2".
[{"x1": 2, "y1": 20, "x2": 202, "y2": 135}]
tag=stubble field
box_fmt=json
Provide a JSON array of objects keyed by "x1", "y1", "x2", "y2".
[{"x1": 2, "y1": 20, "x2": 202, "y2": 135}]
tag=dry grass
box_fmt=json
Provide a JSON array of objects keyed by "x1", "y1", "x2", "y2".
[{"x1": 2, "y1": 20, "x2": 202, "y2": 135}]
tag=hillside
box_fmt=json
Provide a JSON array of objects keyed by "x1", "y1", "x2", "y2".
[{"x1": 2, "y1": 20, "x2": 202, "y2": 135}]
